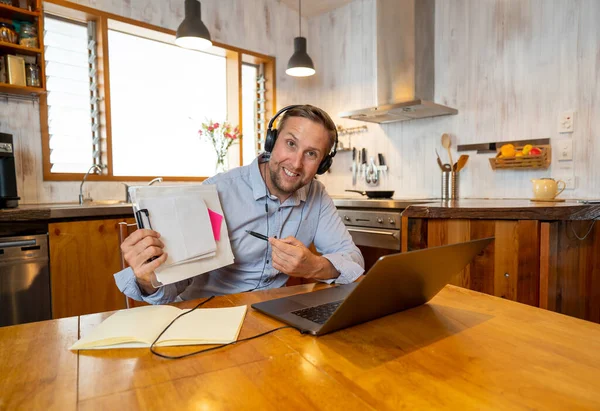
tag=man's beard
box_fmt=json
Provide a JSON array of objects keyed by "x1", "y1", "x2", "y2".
[{"x1": 268, "y1": 161, "x2": 304, "y2": 195}]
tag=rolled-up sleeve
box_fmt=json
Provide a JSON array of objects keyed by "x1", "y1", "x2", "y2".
[
  {"x1": 113, "y1": 267, "x2": 190, "y2": 304},
  {"x1": 313, "y1": 194, "x2": 365, "y2": 284}
]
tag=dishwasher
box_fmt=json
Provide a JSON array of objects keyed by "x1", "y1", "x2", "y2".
[{"x1": 0, "y1": 234, "x2": 52, "y2": 327}]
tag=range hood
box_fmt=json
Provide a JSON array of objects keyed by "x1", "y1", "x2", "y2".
[{"x1": 339, "y1": 0, "x2": 457, "y2": 124}]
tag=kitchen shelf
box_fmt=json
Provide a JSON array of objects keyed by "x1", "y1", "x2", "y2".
[
  {"x1": 0, "y1": 41, "x2": 42, "y2": 56},
  {"x1": 0, "y1": 0, "x2": 45, "y2": 95},
  {"x1": 0, "y1": 3, "x2": 40, "y2": 20}
]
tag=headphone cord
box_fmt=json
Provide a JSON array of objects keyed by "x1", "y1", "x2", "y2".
[{"x1": 149, "y1": 295, "x2": 295, "y2": 360}]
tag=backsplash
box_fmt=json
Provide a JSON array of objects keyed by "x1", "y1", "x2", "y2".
[
  {"x1": 1, "y1": 0, "x2": 599, "y2": 203},
  {"x1": 303, "y1": 0, "x2": 600, "y2": 199}
]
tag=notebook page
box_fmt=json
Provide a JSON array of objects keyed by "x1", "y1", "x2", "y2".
[
  {"x1": 70, "y1": 305, "x2": 181, "y2": 350},
  {"x1": 156, "y1": 305, "x2": 247, "y2": 346}
]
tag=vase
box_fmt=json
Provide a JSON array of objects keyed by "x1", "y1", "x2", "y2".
[{"x1": 215, "y1": 155, "x2": 228, "y2": 174}]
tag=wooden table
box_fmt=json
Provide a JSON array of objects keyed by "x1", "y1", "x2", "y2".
[{"x1": 2, "y1": 284, "x2": 600, "y2": 410}]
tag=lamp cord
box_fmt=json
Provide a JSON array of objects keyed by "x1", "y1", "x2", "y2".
[{"x1": 299, "y1": 0, "x2": 301, "y2": 37}]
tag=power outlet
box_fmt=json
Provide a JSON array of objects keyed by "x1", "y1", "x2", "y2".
[
  {"x1": 557, "y1": 139, "x2": 573, "y2": 161},
  {"x1": 558, "y1": 111, "x2": 575, "y2": 133},
  {"x1": 554, "y1": 163, "x2": 576, "y2": 190},
  {"x1": 563, "y1": 175, "x2": 576, "y2": 189}
]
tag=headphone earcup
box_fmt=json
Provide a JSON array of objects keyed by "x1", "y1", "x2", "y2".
[
  {"x1": 264, "y1": 128, "x2": 277, "y2": 153},
  {"x1": 316, "y1": 155, "x2": 333, "y2": 175}
]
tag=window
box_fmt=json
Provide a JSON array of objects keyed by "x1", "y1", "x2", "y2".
[
  {"x1": 108, "y1": 30, "x2": 227, "y2": 177},
  {"x1": 44, "y1": 16, "x2": 94, "y2": 173},
  {"x1": 41, "y1": 1, "x2": 276, "y2": 181}
]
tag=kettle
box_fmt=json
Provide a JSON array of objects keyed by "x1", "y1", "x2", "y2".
[{"x1": 531, "y1": 178, "x2": 566, "y2": 200}]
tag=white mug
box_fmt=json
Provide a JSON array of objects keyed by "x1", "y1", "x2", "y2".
[{"x1": 531, "y1": 178, "x2": 566, "y2": 200}]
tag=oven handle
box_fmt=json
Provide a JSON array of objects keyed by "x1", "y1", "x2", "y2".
[
  {"x1": 347, "y1": 228, "x2": 399, "y2": 238},
  {"x1": 0, "y1": 239, "x2": 37, "y2": 249}
]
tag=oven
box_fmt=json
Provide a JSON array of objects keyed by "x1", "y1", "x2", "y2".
[{"x1": 338, "y1": 209, "x2": 402, "y2": 270}]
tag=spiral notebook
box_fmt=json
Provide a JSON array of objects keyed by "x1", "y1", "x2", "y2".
[{"x1": 129, "y1": 184, "x2": 235, "y2": 285}]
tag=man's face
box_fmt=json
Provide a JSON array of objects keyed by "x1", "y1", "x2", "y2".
[{"x1": 265, "y1": 116, "x2": 331, "y2": 200}]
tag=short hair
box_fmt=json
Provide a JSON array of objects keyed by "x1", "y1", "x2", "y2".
[{"x1": 276, "y1": 105, "x2": 337, "y2": 153}]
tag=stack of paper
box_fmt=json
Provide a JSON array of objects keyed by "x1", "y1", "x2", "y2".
[
  {"x1": 129, "y1": 184, "x2": 235, "y2": 285},
  {"x1": 70, "y1": 304, "x2": 248, "y2": 350}
]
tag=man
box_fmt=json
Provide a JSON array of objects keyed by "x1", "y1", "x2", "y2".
[{"x1": 115, "y1": 105, "x2": 364, "y2": 304}]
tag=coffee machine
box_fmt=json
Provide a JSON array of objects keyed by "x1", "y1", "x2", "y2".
[{"x1": 0, "y1": 132, "x2": 19, "y2": 208}]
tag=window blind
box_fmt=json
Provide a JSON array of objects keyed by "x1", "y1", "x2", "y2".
[{"x1": 44, "y1": 15, "x2": 95, "y2": 173}]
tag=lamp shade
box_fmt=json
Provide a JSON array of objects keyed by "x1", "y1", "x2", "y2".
[
  {"x1": 176, "y1": 0, "x2": 212, "y2": 50},
  {"x1": 286, "y1": 37, "x2": 315, "y2": 77}
]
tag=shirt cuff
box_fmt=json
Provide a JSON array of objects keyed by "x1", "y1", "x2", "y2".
[
  {"x1": 113, "y1": 267, "x2": 173, "y2": 305},
  {"x1": 321, "y1": 254, "x2": 365, "y2": 284}
]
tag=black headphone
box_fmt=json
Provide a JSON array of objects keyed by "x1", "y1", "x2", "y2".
[{"x1": 264, "y1": 105, "x2": 338, "y2": 175}]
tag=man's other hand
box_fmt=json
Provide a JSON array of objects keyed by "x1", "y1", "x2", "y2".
[
  {"x1": 121, "y1": 229, "x2": 167, "y2": 295},
  {"x1": 269, "y1": 236, "x2": 338, "y2": 280}
]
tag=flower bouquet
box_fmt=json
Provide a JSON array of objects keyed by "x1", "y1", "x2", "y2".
[{"x1": 199, "y1": 120, "x2": 242, "y2": 173}]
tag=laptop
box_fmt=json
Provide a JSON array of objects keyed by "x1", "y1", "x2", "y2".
[{"x1": 252, "y1": 237, "x2": 493, "y2": 336}]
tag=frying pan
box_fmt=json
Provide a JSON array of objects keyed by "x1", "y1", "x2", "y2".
[{"x1": 345, "y1": 189, "x2": 395, "y2": 199}]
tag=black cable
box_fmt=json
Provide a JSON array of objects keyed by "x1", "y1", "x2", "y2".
[{"x1": 149, "y1": 295, "x2": 295, "y2": 360}]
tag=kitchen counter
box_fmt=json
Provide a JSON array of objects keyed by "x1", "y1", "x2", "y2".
[
  {"x1": 331, "y1": 196, "x2": 436, "y2": 209},
  {"x1": 0, "y1": 202, "x2": 134, "y2": 222},
  {"x1": 401, "y1": 198, "x2": 600, "y2": 221}
]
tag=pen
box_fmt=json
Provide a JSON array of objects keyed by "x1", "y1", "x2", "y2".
[{"x1": 245, "y1": 230, "x2": 269, "y2": 241}]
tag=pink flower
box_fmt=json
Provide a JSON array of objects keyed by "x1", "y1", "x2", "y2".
[{"x1": 213, "y1": 123, "x2": 219, "y2": 128}]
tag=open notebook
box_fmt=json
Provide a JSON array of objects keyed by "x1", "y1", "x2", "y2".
[
  {"x1": 129, "y1": 184, "x2": 235, "y2": 285},
  {"x1": 70, "y1": 304, "x2": 247, "y2": 350}
]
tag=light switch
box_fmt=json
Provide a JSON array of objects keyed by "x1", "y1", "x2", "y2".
[
  {"x1": 557, "y1": 139, "x2": 573, "y2": 161},
  {"x1": 558, "y1": 111, "x2": 575, "y2": 133}
]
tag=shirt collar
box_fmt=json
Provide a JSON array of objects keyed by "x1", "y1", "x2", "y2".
[{"x1": 250, "y1": 154, "x2": 310, "y2": 206}]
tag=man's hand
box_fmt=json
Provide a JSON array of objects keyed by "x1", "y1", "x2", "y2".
[
  {"x1": 121, "y1": 229, "x2": 168, "y2": 295},
  {"x1": 269, "y1": 236, "x2": 338, "y2": 280}
]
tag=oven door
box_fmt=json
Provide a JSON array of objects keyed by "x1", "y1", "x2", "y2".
[{"x1": 346, "y1": 227, "x2": 400, "y2": 250}]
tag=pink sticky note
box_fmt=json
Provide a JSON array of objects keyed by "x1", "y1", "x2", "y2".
[{"x1": 207, "y1": 208, "x2": 223, "y2": 241}]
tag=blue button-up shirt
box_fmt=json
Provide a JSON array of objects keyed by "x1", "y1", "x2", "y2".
[{"x1": 114, "y1": 155, "x2": 364, "y2": 304}]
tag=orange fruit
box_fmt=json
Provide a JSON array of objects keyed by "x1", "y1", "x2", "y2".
[{"x1": 500, "y1": 144, "x2": 516, "y2": 157}]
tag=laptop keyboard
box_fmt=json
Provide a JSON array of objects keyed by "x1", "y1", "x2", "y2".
[{"x1": 291, "y1": 300, "x2": 344, "y2": 325}]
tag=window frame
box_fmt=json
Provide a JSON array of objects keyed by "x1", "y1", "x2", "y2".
[{"x1": 40, "y1": 0, "x2": 276, "y2": 182}]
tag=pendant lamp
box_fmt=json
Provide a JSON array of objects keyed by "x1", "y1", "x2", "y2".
[
  {"x1": 286, "y1": 0, "x2": 315, "y2": 77},
  {"x1": 176, "y1": 0, "x2": 212, "y2": 50}
]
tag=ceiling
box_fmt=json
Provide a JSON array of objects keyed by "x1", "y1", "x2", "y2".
[{"x1": 279, "y1": 0, "x2": 354, "y2": 17}]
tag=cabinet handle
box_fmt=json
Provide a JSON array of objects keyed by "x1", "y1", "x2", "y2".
[
  {"x1": 0, "y1": 239, "x2": 36, "y2": 249},
  {"x1": 347, "y1": 228, "x2": 398, "y2": 238}
]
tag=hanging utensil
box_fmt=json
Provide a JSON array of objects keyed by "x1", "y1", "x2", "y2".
[
  {"x1": 441, "y1": 133, "x2": 453, "y2": 172},
  {"x1": 455, "y1": 154, "x2": 469, "y2": 172},
  {"x1": 351, "y1": 147, "x2": 357, "y2": 186},
  {"x1": 361, "y1": 148, "x2": 367, "y2": 180}
]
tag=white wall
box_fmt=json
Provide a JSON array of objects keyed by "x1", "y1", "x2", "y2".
[
  {"x1": 307, "y1": 0, "x2": 600, "y2": 199},
  {"x1": 0, "y1": 0, "x2": 304, "y2": 203}
]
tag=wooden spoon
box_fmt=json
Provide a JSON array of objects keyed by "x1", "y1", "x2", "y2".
[
  {"x1": 441, "y1": 133, "x2": 453, "y2": 171},
  {"x1": 455, "y1": 154, "x2": 469, "y2": 172}
]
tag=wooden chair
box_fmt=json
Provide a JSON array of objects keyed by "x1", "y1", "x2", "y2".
[{"x1": 118, "y1": 221, "x2": 148, "y2": 308}]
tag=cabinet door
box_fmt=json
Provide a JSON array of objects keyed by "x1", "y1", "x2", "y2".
[
  {"x1": 408, "y1": 218, "x2": 540, "y2": 306},
  {"x1": 49, "y1": 218, "x2": 129, "y2": 318}
]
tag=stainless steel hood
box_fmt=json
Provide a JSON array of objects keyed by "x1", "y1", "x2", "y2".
[{"x1": 339, "y1": 0, "x2": 457, "y2": 124}]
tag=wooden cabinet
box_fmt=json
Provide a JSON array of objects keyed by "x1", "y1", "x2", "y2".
[
  {"x1": 0, "y1": 0, "x2": 45, "y2": 95},
  {"x1": 403, "y1": 216, "x2": 600, "y2": 323},
  {"x1": 49, "y1": 217, "x2": 134, "y2": 318}
]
